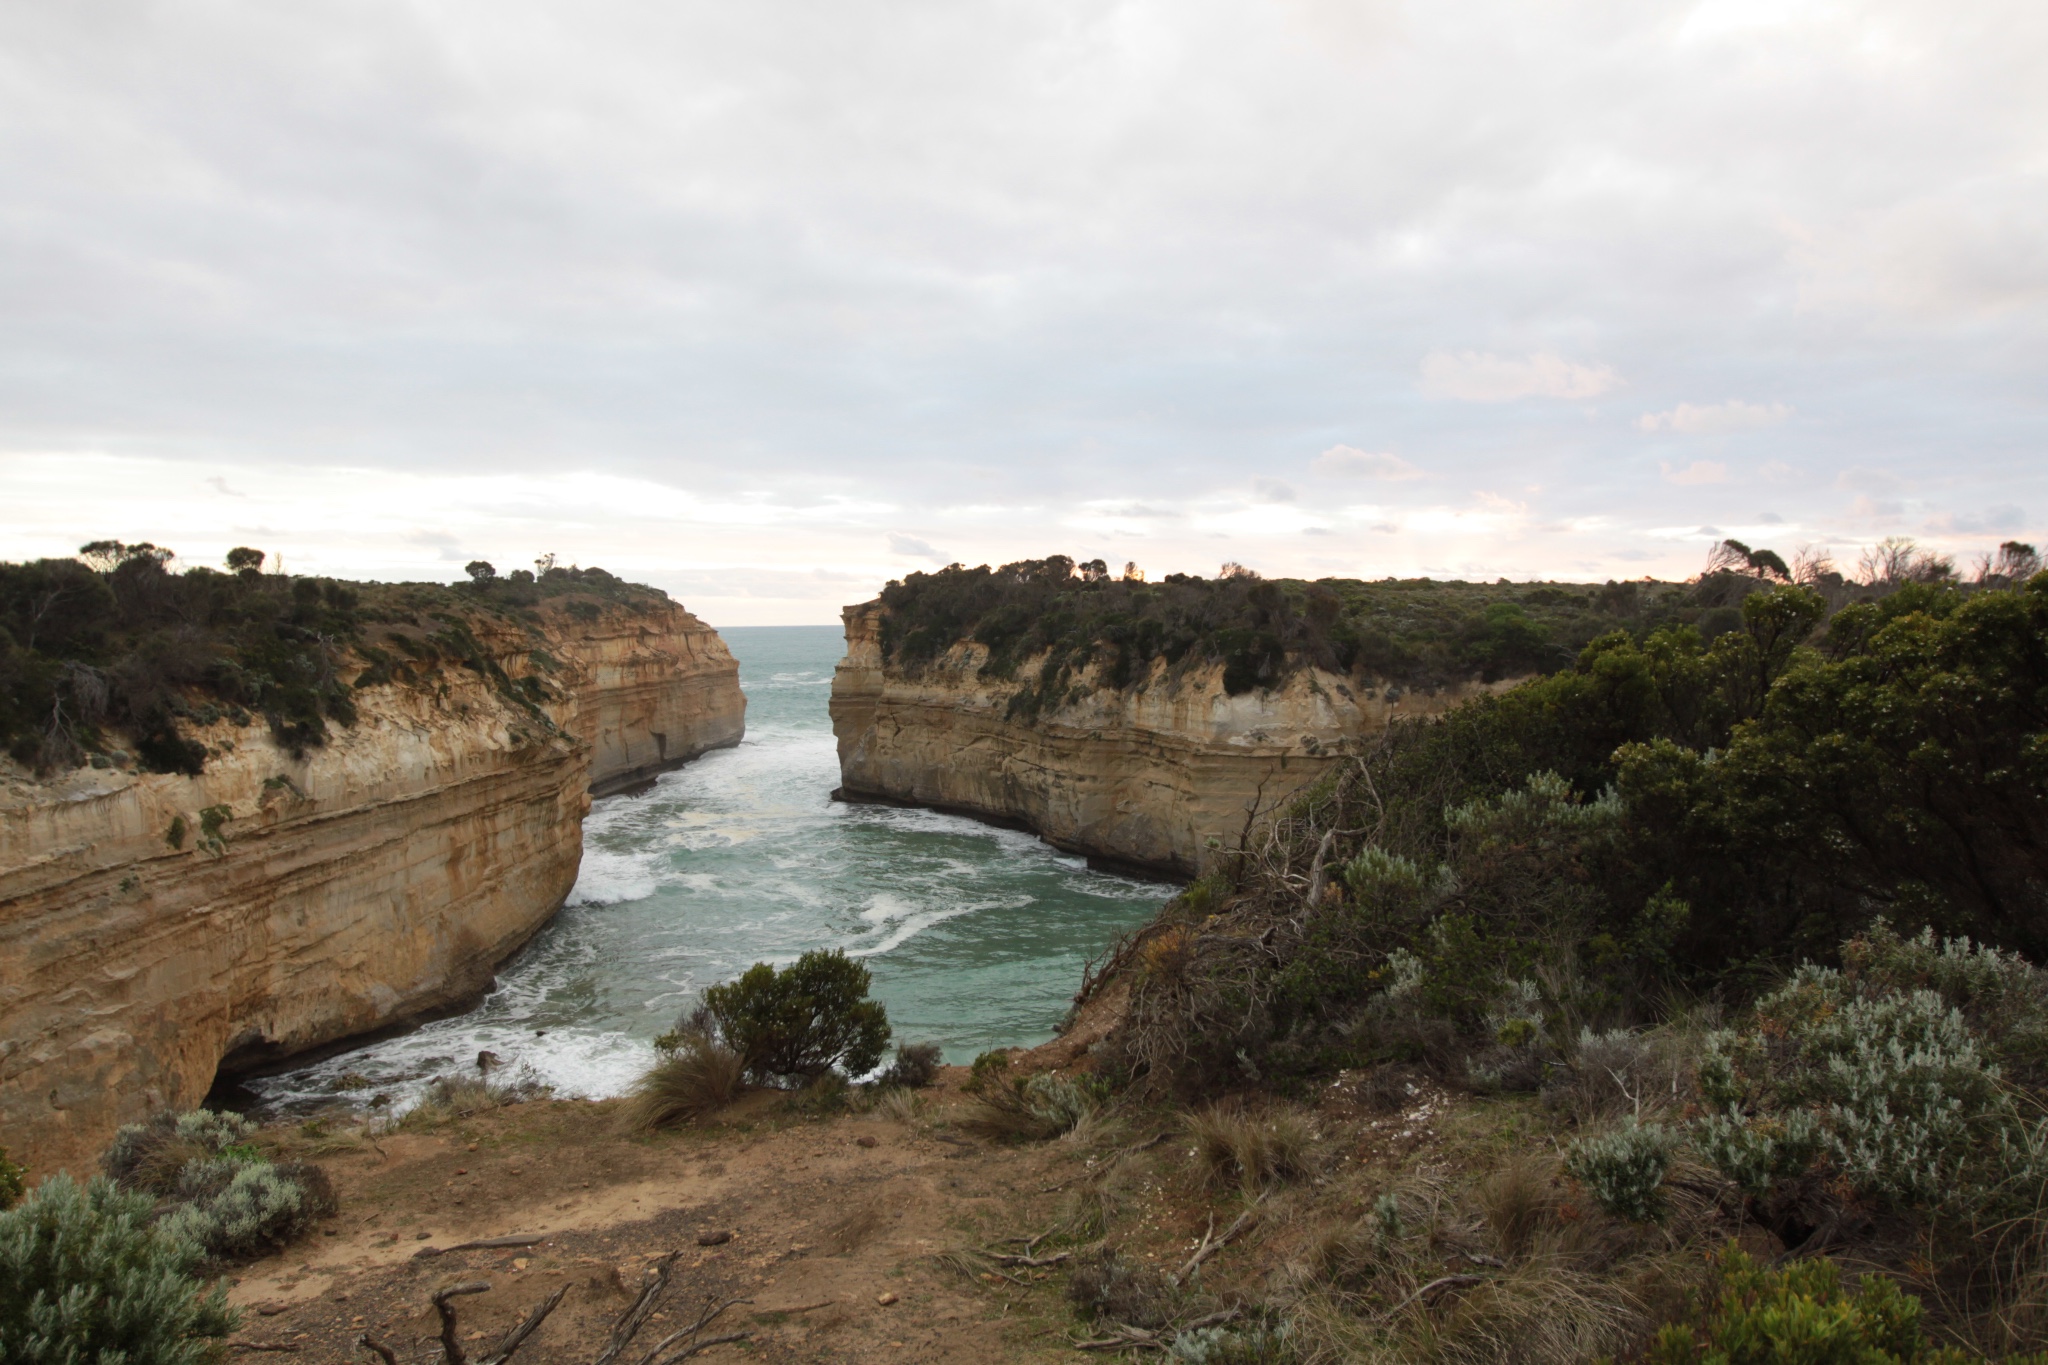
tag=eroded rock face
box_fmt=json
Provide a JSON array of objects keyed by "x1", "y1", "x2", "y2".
[
  {"x1": 0, "y1": 601, "x2": 742, "y2": 1176},
  {"x1": 544, "y1": 599, "x2": 747, "y2": 795},
  {"x1": 830, "y1": 601, "x2": 1507, "y2": 878}
]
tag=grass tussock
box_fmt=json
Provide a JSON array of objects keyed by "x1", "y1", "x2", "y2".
[
  {"x1": 957, "y1": 1071, "x2": 1108, "y2": 1142},
  {"x1": 1186, "y1": 1103, "x2": 1316, "y2": 1194},
  {"x1": 626, "y1": 1032, "x2": 745, "y2": 1132}
]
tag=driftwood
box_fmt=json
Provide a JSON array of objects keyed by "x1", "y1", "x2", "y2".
[
  {"x1": 414, "y1": 1233, "x2": 549, "y2": 1259},
  {"x1": 366, "y1": 1246, "x2": 751, "y2": 1365}
]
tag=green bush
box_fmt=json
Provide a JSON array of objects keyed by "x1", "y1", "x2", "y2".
[
  {"x1": 700, "y1": 949, "x2": 892, "y2": 1084},
  {"x1": 877, "y1": 1040, "x2": 944, "y2": 1089},
  {"x1": 1691, "y1": 948, "x2": 2040, "y2": 1213},
  {"x1": 1643, "y1": 1246, "x2": 1990, "y2": 1364},
  {"x1": 104, "y1": 1107, "x2": 334, "y2": 1258},
  {"x1": 0, "y1": 1172, "x2": 237, "y2": 1364},
  {"x1": 160, "y1": 1158, "x2": 335, "y2": 1260},
  {"x1": 1565, "y1": 1119, "x2": 1678, "y2": 1223}
]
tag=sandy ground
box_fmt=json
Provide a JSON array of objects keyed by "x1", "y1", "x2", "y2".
[{"x1": 225, "y1": 1080, "x2": 1086, "y2": 1365}]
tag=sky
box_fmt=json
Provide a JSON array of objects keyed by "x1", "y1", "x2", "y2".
[{"x1": 1, "y1": 0, "x2": 2043, "y2": 625}]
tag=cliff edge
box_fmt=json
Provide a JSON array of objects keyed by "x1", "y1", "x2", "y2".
[
  {"x1": 831, "y1": 600, "x2": 1502, "y2": 877},
  {"x1": 0, "y1": 576, "x2": 742, "y2": 1176}
]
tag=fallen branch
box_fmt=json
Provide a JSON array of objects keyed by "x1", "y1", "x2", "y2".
[
  {"x1": 1381, "y1": 1273, "x2": 1487, "y2": 1319},
  {"x1": 229, "y1": 1343, "x2": 301, "y2": 1354},
  {"x1": 635, "y1": 1296, "x2": 752, "y2": 1365},
  {"x1": 1074, "y1": 1324, "x2": 1166, "y2": 1352},
  {"x1": 1172, "y1": 1207, "x2": 1257, "y2": 1286},
  {"x1": 481, "y1": 1284, "x2": 569, "y2": 1365},
  {"x1": 989, "y1": 1250, "x2": 1070, "y2": 1268},
  {"x1": 357, "y1": 1336, "x2": 399, "y2": 1365},
  {"x1": 433, "y1": 1283, "x2": 492, "y2": 1365},
  {"x1": 594, "y1": 1252, "x2": 682, "y2": 1365},
  {"x1": 415, "y1": 1234, "x2": 549, "y2": 1259}
]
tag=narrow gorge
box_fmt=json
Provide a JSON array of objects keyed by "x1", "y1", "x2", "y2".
[{"x1": 0, "y1": 585, "x2": 742, "y2": 1176}]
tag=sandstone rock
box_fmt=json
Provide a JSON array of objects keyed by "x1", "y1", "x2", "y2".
[
  {"x1": 0, "y1": 597, "x2": 741, "y2": 1176},
  {"x1": 829, "y1": 600, "x2": 1509, "y2": 877}
]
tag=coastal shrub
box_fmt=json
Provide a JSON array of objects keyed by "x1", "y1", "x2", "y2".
[
  {"x1": 629, "y1": 1029, "x2": 746, "y2": 1130},
  {"x1": 0, "y1": 1172, "x2": 238, "y2": 1364},
  {"x1": 1169, "y1": 1319, "x2": 1297, "y2": 1365},
  {"x1": 1564, "y1": 1119, "x2": 1677, "y2": 1224},
  {"x1": 1067, "y1": 1246, "x2": 1174, "y2": 1329},
  {"x1": 877, "y1": 1040, "x2": 944, "y2": 1089},
  {"x1": 161, "y1": 1158, "x2": 335, "y2": 1259},
  {"x1": 0, "y1": 543, "x2": 675, "y2": 775},
  {"x1": 103, "y1": 1106, "x2": 334, "y2": 1258},
  {"x1": 1641, "y1": 1246, "x2": 1984, "y2": 1364},
  {"x1": 1690, "y1": 950, "x2": 2038, "y2": 1214},
  {"x1": 701, "y1": 949, "x2": 891, "y2": 1084}
]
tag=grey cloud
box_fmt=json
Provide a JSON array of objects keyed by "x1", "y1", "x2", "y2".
[
  {"x1": 0, "y1": 0, "x2": 2042, "y2": 614},
  {"x1": 1253, "y1": 478, "x2": 1297, "y2": 503},
  {"x1": 888, "y1": 533, "x2": 947, "y2": 561}
]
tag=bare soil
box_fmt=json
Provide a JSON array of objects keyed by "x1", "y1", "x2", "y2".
[{"x1": 228, "y1": 1074, "x2": 1090, "y2": 1364}]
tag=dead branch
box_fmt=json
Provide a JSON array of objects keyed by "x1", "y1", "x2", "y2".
[
  {"x1": 433, "y1": 1282, "x2": 492, "y2": 1365},
  {"x1": 1074, "y1": 1324, "x2": 1167, "y2": 1352},
  {"x1": 593, "y1": 1251, "x2": 682, "y2": 1365},
  {"x1": 989, "y1": 1250, "x2": 1070, "y2": 1268},
  {"x1": 229, "y1": 1343, "x2": 301, "y2": 1354},
  {"x1": 1172, "y1": 1206, "x2": 1258, "y2": 1286},
  {"x1": 480, "y1": 1284, "x2": 569, "y2": 1365},
  {"x1": 1303, "y1": 828, "x2": 1337, "y2": 905},
  {"x1": 634, "y1": 1295, "x2": 752, "y2": 1365},
  {"x1": 415, "y1": 1233, "x2": 549, "y2": 1259},
  {"x1": 357, "y1": 1336, "x2": 399, "y2": 1365},
  {"x1": 1382, "y1": 1273, "x2": 1487, "y2": 1318}
]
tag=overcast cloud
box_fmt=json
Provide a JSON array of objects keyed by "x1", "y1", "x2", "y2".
[{"x1": 2, "y1": 0, "x2": 2043, "y2": 623}]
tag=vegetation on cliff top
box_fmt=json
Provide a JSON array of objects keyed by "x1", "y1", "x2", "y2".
[
  {"x1": 1064, "y1": 566, "x2": 2048, "y2": 1354},
  {"x1": 870, "y1": 541, "x2": 2042, "y2": 711},
  {"x1": 0, "y1": 542, "x2": 671, "y2": 777}
]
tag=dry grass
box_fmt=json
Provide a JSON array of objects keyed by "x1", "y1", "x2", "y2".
[
  {"x1": 957, "y1": 1073, "x2": 1104, "y2": 1142},
  {"x1": 825, "y1": 1202, "x2": 888, "y2": 1253},
  {"x1": 1476, "y1": 1156, "x2": 1559, "y2": 1261},
  {"x1": 872, "y1": 1087, "x2": 928, "y2": 1125},
  {"x1": 1186, "y1": 1102, "x2": 1316, "y2": 1194},
  {"x1": 625, "y1": 1034, "x2": 745, "y2": 1131}
]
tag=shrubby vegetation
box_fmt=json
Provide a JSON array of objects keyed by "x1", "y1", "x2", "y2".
[
  {"x1": 1054, "y1": 561, "x2": 2048, "y2": 1355},
  {"x1": 102, "y1": 1107, "x2": 335, "y2": 1260},
  {"x1": 0, "y1": 1173, "x2": 238, "y2": 1365},
  {"x1": 865, "y1": 539, "x2": 2041, "y2": 711},
  {"x1": 0, "y1": 541, "x2": 671, "y2": 775},
  {"x1": 697, "y1": 948, "x2": 893, "y2": 1085}
]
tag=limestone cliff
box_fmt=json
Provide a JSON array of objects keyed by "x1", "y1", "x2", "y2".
[
  {"x1": 831, "y1": 602, "x2": 1507, "y2": 878},
  {"x1": 0, "y1": 600, "x2": 742, "y2": 1176},
  {"x1": 540, "y1": 599, "x2": 747, "y2": 795}
]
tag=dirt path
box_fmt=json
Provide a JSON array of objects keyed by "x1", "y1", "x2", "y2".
[{"x1": 227, "y1": 1084, "x2": 1080, "y2": 1364}]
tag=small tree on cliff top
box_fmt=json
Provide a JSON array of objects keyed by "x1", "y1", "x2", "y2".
[{"x1": 701, "y1": 949, "x2": 891, "y2": 1084}]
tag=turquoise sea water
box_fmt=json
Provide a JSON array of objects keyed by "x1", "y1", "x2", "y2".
[{"x1": 250, "y1": 625, "x2": 1173, "y2": 1113}]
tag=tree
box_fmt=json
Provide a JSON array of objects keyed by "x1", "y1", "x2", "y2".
[
  {"x1": 225, "y1": 547, "x2": 265, "y2": 573},
  {"x1": 464, "y1": 560, "x2": 497, "y2": 585},
  {"x1": 700, "y1": 950, "x2": 891, "y2": 1083}
]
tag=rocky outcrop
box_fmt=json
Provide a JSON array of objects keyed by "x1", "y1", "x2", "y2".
[
  {"x1": 0, "y1": 600, "x2": 742, "y2": 1176},
  {"x1": 541, "y1": 599, "x2": 746, "y2": 795},
  {"x1": 830, "y1": 602, "x2": 1507, "y2": 878}
]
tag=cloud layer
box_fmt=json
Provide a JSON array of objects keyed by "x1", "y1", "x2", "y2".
[{"x1": 0, "y1": 0, "x2": 2043, "y2": 621}]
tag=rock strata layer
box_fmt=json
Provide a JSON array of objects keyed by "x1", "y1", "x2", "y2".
[
  {"x1": 0, "y1": 601, "x2": 741, "y2": 1175},
  {"x1": 830, "y1": 602, "x2": 1505, "y2": 878}
]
